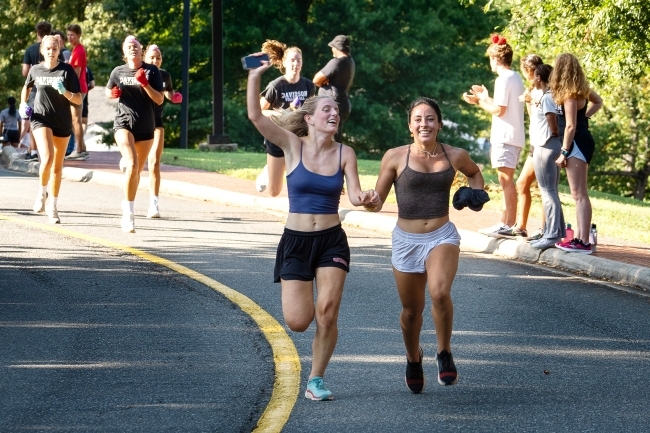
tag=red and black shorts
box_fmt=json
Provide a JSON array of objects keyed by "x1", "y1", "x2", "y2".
[{"x1": 274, "y1": 224, "x2": 350, "y2": 283}]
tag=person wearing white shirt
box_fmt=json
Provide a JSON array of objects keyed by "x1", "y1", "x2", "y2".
[{"x1": 463, "y1": 35, "x2": 525, "y2": 237}]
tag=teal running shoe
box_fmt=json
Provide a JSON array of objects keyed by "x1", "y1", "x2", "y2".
[{"x1": 304, "y1": 376, "x2": 333, "y2": 401}]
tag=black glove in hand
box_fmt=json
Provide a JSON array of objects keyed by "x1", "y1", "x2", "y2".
[{"x1": 452, "y1": 186, "x2": 490, "y2": 211}]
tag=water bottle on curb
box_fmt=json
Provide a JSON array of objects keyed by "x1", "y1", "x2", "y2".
[
  {"x1": 589, "y1": 224, "x2": 598, "y2": 252},
  {"x1": 563, "y1": 223, "x2": 574, "y2": 242}
]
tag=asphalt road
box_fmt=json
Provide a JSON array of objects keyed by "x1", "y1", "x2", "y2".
[{"x1": 1, "y1": 167, "x2": 649, "y2": 433}]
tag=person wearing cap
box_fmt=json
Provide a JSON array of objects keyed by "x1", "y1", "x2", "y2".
[
  {"x1": 313, "y1": 35, "x2": 355, "y2": 143},
  {"x1": 105, "y1": 35, "x2": 164, "y2": 233}
]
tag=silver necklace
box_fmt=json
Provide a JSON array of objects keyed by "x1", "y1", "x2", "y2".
[{"x1": 413, "y1": 142, "x2": 440, "y2": 158}]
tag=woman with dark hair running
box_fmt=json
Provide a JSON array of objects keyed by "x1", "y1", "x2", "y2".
[
  {"x1": 247, "y1": 53, "x2": 376, "y2": 401},
  {"x1": 254, "y1": 39, "x2": 316, "y2": 196},
  {"x1": 0, "y1": 97, "x2": 22, "y2": 148},
  {"x1": 106, "y1": 35, "x2": 163, "y2": 233},
  {"x1": 365, "y1": 97, "x2": 485, "y2": 393},
  {"x1": 143, "y1": 44, "x2": 183, "y2": 218},
  {"x1": 20, "y1": 35, "x2": 82, "y2": 223}
]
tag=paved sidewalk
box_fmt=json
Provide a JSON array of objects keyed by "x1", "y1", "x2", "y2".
[{"x1": 2, "y1": 147, "x2": 649, "y2": 290}]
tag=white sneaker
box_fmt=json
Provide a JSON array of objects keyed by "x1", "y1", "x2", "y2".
[
  {"x1": 65, "y1": 150, "x2": 86, "y2": 160},
  {"x1": 147, "y1": 198, "x2": 160, "y2": 218},
  {"x1": 33, "y1": 193, "x2": 47, "y2": 213},
  {"x1": 478, "y1": 223, "x2": 509, "y2": 237},
  {"x1": 119, "y1": 157, "x2": 127, "y2": 173},
  {"x1": 255, "y1": 164, "x2": 269, "y2": 193},
  {"x1": 121, "y1": 213, "x2": 135, "y2": 233},
  {"x1": 46, "y1": 206, "x2": 60, "y2": 224}
]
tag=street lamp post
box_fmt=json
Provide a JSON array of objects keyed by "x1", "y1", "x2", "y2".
[
  {"x1": 207, "y1": 0, "x2": 230, "y2": 145},
  {"x1": 179, "y1": 0, "x2": 190, "y2": 149}
]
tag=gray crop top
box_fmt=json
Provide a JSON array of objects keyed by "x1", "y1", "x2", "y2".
[{"x1": 394, "y1": 145, "x2": 456, "y2": 219}]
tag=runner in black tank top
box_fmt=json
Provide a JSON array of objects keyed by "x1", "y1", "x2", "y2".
[{"x1": 366, "y1": 97, "x2": 486, "y2": 393}]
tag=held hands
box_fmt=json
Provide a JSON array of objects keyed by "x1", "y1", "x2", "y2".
[
  {"x1": 110, "y1": 86, "x2": 122, "y2": 99},
  {"x1": 359, "y1": 189, "x2": 381, "y2": 211},
  {"x1": 19, "y1": 102, "x2": 33, "y2": 119},
  {"x1": 171, "y1": 92, "x2": 183, "y2": 104},
  {"x1": 555, "y1": 154, "x2": 567, "y2": 168},
  {"x1": 52, "y1": 80, "x2": 66, "y2": 95},
  {"x1": 134, "y1": 68, "x2": 149, "y2": 87}
]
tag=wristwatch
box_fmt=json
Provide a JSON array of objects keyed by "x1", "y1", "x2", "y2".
[{"x1": 561, "y1": 148, "x2": 570, "y2": 157}]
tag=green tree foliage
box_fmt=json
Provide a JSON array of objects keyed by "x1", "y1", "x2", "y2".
[
  {"x1": 222, "y1": 0, "x2": 506, "y2": 157},
  {"x1": 1, "y1": 0, "x2": 505, "y2": 160},
  {"x1": 462, "y1": 0, "x2": 650, "y2": 199}
]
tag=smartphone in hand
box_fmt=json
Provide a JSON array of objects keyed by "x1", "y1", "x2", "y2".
[{"x1": 241, "y1": 54, "x2": 269, "y2": 70}]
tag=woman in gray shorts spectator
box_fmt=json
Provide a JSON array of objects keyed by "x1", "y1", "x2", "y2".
[{"x1": 366, "y1": 97, "x2": 485, "y2": 393}]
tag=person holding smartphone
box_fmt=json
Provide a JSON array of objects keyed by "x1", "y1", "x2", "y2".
[
  {"x1": 143, "y1": 44, "x2": 183, "y2": 219},
  {"x1": 105, "y1": 35, "x2": 164, "y2": 233},
  {"x1": 254, "y1": 39, "x2": 316, "y2": 196},
  {"x1": 246, "y1": 52, "x2": 377, "y2": 401},
  {"x1": 20, "y1": 35, "x2": 82, "y2": 223}
]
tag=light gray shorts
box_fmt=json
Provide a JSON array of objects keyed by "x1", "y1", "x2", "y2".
[
  {"x1": 491, "y1": 142, "x2": 522, "y2": 169},
  {"x1": 391, "y1": 221, "x2": 461, "y2": 273},
  {"x1": 567, "y1": 140, "x2": 587, "y2": 163}
]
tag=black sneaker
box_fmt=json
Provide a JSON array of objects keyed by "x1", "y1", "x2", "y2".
[
  {"x1": 25, "y1": 153, "x2": 38, "y2": 161},
  {"x1": 405, "y1": 346, "x2": 425, "y2": 394},
  {"x1": 436, "y1": 350, "x2": 459, "y2": 386}
]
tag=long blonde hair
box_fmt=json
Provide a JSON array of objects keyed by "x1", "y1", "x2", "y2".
[
  {"x1": 549, "y1": 53, "x2": 591, "y2": 105},
  {"x1": 261, "y1": 39, "x2": 301, "y2": 74},
  {"x1": 271, "y1": 96, "x2": 336, "y2": 137}
]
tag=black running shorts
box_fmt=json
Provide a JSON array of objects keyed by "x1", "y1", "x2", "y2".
[
  {"x1": 264, "y1": 138, "x2": 285, "y2": 158},
  {"x1": 274, "y1": 224, "x2": 350, "y2": 283}
]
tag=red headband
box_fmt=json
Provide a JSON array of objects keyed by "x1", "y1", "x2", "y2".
[{"x1": 491, "y1": 34, "x2": 507, "y2": 45}]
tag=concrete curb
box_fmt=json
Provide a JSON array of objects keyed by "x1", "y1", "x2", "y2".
[{"x1": 3, "y1": 146, "x2": 649, "y2": 291}]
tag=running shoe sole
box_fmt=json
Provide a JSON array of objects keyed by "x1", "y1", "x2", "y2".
[{"x1": 304, "y1": 390, "x2": 334, "y2": 401}]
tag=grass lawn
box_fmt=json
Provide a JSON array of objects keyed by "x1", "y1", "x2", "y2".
[{"x1": 161, "y1": 148, "x2": 650, "y2": 245}]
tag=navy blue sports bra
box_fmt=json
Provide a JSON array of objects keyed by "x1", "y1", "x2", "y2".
[{"x1": 287, "y1": 143, "x2": 344, "y2": 214}]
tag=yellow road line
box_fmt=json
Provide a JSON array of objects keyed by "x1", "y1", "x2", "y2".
[{"x1": 0, "y1": 213, "x2": 300, "y2": 432}]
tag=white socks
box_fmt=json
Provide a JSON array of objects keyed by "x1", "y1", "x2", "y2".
[{"x1": 122, "y1": 200, "x2": 135, "y2": 215}]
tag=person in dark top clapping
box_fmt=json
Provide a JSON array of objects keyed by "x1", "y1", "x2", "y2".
[
  {"x1": 365, "y1": 97, "x2": 485, "y2": 394},
  {"x1": 313, "y1": 35, "x2": 355, "y2": 143},
  {"x1": 20, "y1": 35, "x2": 82, "y2": 224},
  {"x1": 106, "y1": 35, "x2": 164, "y2": 233}
]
